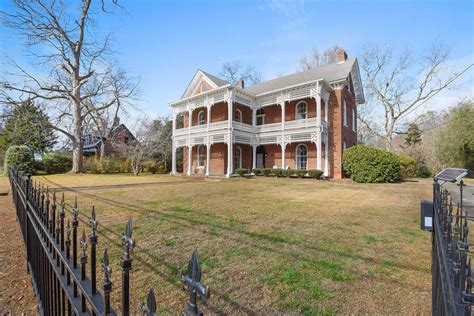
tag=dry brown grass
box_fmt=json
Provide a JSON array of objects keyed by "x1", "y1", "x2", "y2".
[{"x1": 32, "y1": 174, "x2": 433, "y2": 315}]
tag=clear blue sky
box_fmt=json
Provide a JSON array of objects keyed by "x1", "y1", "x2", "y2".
[{"x1": 1, "y1": 0, "x2": 473, "y2": 118}]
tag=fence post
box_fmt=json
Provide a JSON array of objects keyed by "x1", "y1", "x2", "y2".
[
  {"x1": 65, "y1": 219, "x2": 71, "y2": 286},
  {"x1": 80, "y1": 230, "x2": 88, "y2": 312},
  {"x1": 121, "y1": 219, "x2": 134, "y2": 316},
  {"x1": 102, "y1": 249, "x2": 112, "y2": 315},
  {"x1": 90, "y1": 206, "x2": 98, "y2": 295},
  {"x1": 72, "y1": 197, "x2": 79, "y2": 269},
  {"x1": 60, "y1": 193, "x2": 65, "y2": 252}
]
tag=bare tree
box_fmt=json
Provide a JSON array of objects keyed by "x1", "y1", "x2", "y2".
[
  {"x1": 150, "y1": 116, "x2": 172, "y2": 170},
  {"x1": 0, "y1": 0, "x2": 124, "y2": 172},
  {"x1": 219, "y1": 61, "x2": 262, "y2": 86},
  {"x1": 358, "y1": 44, "x2": 473, "y2": 150},
  {"x1": 299, "y1": 44, "x2": 342, "y2": 71},
  {"x1": 113, "y1": 118, "x2": 161, "y2": 176},
  {"x1": 83, "y1": 69, "x2": 138, "y2": 162}
]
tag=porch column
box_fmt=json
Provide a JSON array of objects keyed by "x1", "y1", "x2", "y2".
[
  {"x1": 316, "y1": 95, "x2": 322, "y2": 126},
  {"x1": 252, "y1": 108, "x2": 256, "y2": 127},
  {"x1": 281, "y1": 144, "x2": 286, "y2": 169},
  {"x1": 206, "y1": 143, "x2": 211, "y2": 176},
  {"x1": 252, "y1": 144, "x2": 257, "y2": 170},
  {"x1": 187, "y1": 145, "x2": 193, "y2": 176},
  {"x1": 171, "y1": 143, "x2": 176, "y2": 175},
  {"x1": 324, "y1": 96, "x2": 329, "y2": 122},
  {"x1": 316, "y1": 96, "x2": 322, "y2": 170},
  {"x1": 226, "y1": 139, "x2": 233, "y2": 177},
  {"x1": 188, "y1": 110, "x2": 193, "y2": 131},
  {"x1": 171, "y1": 113, "x2": 176, "y2": 175},
  {"x1": 281, "y1": 102, "x2": 286, "y2": 131},
  {"x1": 227, "y1": 92, "x2": 233, "y2": 128},
  {"x1": 324, "y1": 138, "x2": 329, "y2": 177},
  {"x1": 207, "y1": 106, "x2": 211, "y2": 131},
  {"x1": 226, "y1": 91, "x2": 233, "y2": 177},
  {"x1": 316, "y1": 140, "x2": 322, "y2": 171}
]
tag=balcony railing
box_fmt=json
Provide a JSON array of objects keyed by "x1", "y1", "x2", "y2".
[{"x1": 174, "y1": 117, "x2": 327, "y2": 137}]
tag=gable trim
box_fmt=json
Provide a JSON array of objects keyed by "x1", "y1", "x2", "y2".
[{"x1": 181, "y1": 70, "x2": 220, "y2": 99}]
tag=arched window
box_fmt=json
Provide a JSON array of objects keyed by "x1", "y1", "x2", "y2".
[
  {"x1": 198, "y1": 111, "x2": 205, "y2": 125},
  {"x1": 235, "y1": 109, "x2": 242, "y2": 122},
  {"x1": 197, "y1": 145, "x2": 205, "y2": 167},
  {"x1": 256, "y1": 108, "x2": 265, "y2": 125},
  {"x1": 296, "y1": 102, "x2": 308, "y2": 120},
  {"x1": 200, "y1": 82, "x2": 206, "y2": 93},
  {"x1": 296, "y1": 144, "x2": 308, "y2": 170},
  {"x1": 234, "y1": 146, "x2": 242, "y2": 169}
]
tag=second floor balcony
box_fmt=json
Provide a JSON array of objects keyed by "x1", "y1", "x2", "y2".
[{"x1": 173, "y1": 117, "x2": 328, "y2": 138}]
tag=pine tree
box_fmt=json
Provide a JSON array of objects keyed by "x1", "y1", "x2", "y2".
[
  {"x1": 0, "y1": 100, "x2": 57, "y2": 153},
  {"x1": 404, "y1": 123, "x2": 422, "y2": 147}
]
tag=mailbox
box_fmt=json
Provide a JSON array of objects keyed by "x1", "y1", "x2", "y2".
[{"x1": 420, "y1": 200, "x2": 433, "y2": 231}]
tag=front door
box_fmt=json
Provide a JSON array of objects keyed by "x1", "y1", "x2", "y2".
[{"x1": 257, "y1": 153, "x2": 264, "y2": 168}]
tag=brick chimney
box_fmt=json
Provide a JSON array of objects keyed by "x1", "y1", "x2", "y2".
[
  {"x1": 338, "y1": 49, "x2": 348, "y2": 62},
  {"x1": 237, "y1": 79, "x2": 245, "y2": 89}
]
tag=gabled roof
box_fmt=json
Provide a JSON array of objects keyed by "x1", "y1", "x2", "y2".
[
  {"x1": 200, "y1": 70, "x2": 229, "y2": 87},
  {"x1": 175, "y1": 57, "x2": 365, "y2": 105},
  {"x1": 181, "y1": 69, "x2": 229, "y2": 99},
  {"x1": 245, "y1": 59, "x2": 356, "y2": 95}
]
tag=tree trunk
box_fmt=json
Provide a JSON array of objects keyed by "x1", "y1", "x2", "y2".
[
  {"x1": 132, "y1": 160, "x2": 140, "y2": 176},
  {"x1": 71, "y1": 81, "x2": 84, "y2": 173},
  {"x1": 100, "y1": 140, "x2": 106, "y2": 163}
]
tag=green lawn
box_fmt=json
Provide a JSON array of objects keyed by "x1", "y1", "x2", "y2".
[{"x1": 33, "y1": 173, "x2": 433, "y2": 314}]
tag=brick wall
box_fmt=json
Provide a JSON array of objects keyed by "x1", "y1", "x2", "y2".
[
  {"x1": 193, "y1": 79, "x2": 214, "y2": 96},
  {"x1": 210, "y1": 102, "x2": 227, "y2": 123},
  {"x1": 329, "y1": 90, "x2": 342, "y2": 178},
  {"x1": 263, "y1": 105, "x2": 281, "y2": 124}
]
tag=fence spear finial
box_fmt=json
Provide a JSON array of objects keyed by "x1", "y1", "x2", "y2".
[
  {"x1": 90, "y1": 206, "x2": 97, "y2": 238},
  {"x1": 180, "y1": 250, "x2": 210, "y2": 315},
  {"x1": 122, "y1": 218, "x2": 134, "y2": 259},
  {"x1": 81, "y1": 229, "x2": 87, "y2": 256},
  {"x1": 142, "y1": 289, "x2": 158, "y2": 316},
  {"x1": 72, "y1": 196, "x2": 79, "y2": 220}
]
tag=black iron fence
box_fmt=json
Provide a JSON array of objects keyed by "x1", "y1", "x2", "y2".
[
  {"x1": 8, "y1": 167, "x2": 210, "y2": 315},
  {"x1": 431, "y1": 178, "x2": 474, "y2": 315}
]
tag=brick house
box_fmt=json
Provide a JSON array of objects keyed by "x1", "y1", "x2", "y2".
[
  {"x1": 83, "y1": 123, "x2": 135, "y2": 157},
  {"x1": 170, "y1": 49, "x2": 364, "y2": 178}
]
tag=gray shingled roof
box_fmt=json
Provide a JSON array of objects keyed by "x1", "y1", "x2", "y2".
[
  {"x1": 200, "y1": 70, "x2": 229, "y2": 87},
  {"x1": 244, "y1": 58, "x2": 356, "y2": 95}
]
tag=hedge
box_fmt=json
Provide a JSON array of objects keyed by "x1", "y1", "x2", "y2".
[
  {"x1": 398, "y1": 155, "x2": 417, "y2": 180},
  {"x1": 4, "y1": 145, "x2": 35, "y2": 175},
  {"x1": 307, "y1": 169, "x2": 324, "y2": 179},
  {"x1": 343, "y1": 145, "x2": 401, "y2": 183},
  {"x1": 416, "y1": 162, "x2": 431, "y2": 178},
  {"x1": 42, "y1": 151, "x2": 73, "y2": 174},
  {"x1": 84, "y1": 156, "x2": 132, "y2": 173},
  {"x1": 235, "y1": 168, "x2": 248, "y2": 177}
]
